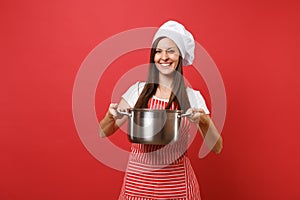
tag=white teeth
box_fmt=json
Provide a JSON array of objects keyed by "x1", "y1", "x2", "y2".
[{"x1": 161, "y1": 63, "x2": 170, "y2": 67}]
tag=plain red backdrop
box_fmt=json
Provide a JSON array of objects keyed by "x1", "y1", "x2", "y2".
[{"x1": 1, "y1": 0, "x2": 300, "y2": 199}]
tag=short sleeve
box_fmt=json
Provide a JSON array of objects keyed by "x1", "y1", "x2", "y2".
[
  {"x1": 122, "y1": 82, "x2": 145, "y2": 108},
  {"x1": 187, "y1": 87, "x2": 210, "y2": 114}
]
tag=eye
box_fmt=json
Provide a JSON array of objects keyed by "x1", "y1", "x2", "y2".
[
  {"x1": 155, "y1": 49, "x2": 162, "y2": 53},
  {"x1": 167, "y1": 49, "x2": 175, "y2": 54}
]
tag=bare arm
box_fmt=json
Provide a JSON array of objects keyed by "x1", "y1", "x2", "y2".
[
  {"x1": 99, "y1": 98, "x2": 131, "y2": 137},
  {"x1": 188, "y1": 108, "x2": 223, "y2": 154},
  {"x1": 198, "y1": 114, "x2": 223, "y2": 154}
]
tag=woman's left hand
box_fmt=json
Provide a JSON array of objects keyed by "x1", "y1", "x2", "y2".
[
  {"x1": 186, "y1": 108, "x2": 207, "y2": 124},
  {"x1": 186, "y1": 108, "x2": 223, "y2": 154}
]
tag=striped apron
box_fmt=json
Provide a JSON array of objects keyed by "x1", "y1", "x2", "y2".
[{"x1": 119, "y1": 97, "x2": 201, "y2": 200}]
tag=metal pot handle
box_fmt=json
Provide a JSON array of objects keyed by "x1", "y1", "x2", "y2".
[
  {"x1": 117, "y1": 109, "x2": 132, "y2": 117},
  {"x1": 180, "y1": 112, "x2": 193, "y2": 118}
]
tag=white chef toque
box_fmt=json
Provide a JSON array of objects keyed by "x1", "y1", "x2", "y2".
[{"x1": 152, "y1": 20, "x2": 195, "y2": 66}]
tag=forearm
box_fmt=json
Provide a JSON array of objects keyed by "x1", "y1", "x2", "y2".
[
  {"x1": 198, "y1": 115, "x2": 223, "y2": 154},
  {"x1": 99, "y1": 111, "x2": 119, "y2": 137}
]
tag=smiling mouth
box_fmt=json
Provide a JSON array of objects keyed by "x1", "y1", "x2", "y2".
[{"x1": 160, "y1": 63, "x2": 171, "y2": 67}]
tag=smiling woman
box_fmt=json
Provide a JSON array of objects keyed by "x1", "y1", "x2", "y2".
[{"x1": 99, "y1": 20, "x2": 223, "y2": 200}]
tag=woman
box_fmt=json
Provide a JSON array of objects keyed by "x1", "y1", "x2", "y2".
[{"x1": 100, "y1": 20, "x2": 223, "y2": 200}]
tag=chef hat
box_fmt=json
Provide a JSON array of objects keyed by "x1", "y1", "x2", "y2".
[{"x1": 152, "y1": 20, "x2": 195, "y2": 66}]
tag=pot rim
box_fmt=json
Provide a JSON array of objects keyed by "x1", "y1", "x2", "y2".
[{"x1": 128, "y1": 108, "x2": 183, "y2": 113}]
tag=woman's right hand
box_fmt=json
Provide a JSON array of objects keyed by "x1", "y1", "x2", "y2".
[
  {"x1": 100, "y1": 99, "x2": 130, "y2": 137},
  {"x1": 109, "y1": 103, "x2": 124, "y2": 119}
]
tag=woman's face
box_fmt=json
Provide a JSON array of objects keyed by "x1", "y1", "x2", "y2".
[{"x1": 154, "y1": 38, "x2": 180, "y2": 75}]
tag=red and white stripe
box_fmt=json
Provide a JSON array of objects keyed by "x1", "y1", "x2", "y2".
[{"x1": 119, "y1": 97, "x2": 201, "y2": 200}]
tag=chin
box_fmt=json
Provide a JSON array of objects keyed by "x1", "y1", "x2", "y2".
[{"x1": 160, "y1": 70, "x2": 176, "y2": 76}]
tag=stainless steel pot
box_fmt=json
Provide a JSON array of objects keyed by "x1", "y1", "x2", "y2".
[{"x1": 118, "y1": 109, "x2": 191, "y2": 145}]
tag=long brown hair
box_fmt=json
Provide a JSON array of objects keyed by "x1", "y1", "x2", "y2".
[{"x1": 134, "y1": 37, "x2": 191, "y2": 111}]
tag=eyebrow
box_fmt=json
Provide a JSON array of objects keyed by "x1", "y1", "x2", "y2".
[{"x1": 156, "y1": 47, "x2": 176, "y2": 50}]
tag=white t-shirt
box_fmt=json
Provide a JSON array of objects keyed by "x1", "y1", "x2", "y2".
[{"x1": 122, "y1": 82, "x2": 210, "y2": 114}]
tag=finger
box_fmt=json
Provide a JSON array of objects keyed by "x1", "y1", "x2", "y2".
[
  {"x1": 109, "y1": 109, "x2": 117, "y2": 117},
  {"x1": 189, "y1": 110, "x2": 201, "y2": 123},
  {"x1": 118, "y1": 108, "x2": 126, "y2": 112},
  {"x1": 186, "y1": 108, "x2": 193, "y2": 114},
  {"x1": 185, "y1": 108, "x2": 194, "y2": 118},
  {"x1": 109, "y1": 103, "x2": 118, "y2": 109}
]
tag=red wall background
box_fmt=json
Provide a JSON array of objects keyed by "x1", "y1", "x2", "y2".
[{"x1": 1, "y1": 0, "x2": 300, "y2": 199}]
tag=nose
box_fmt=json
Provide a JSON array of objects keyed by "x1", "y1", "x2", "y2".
[{"x1": 161, "y1": 50, "x2": 169, "y2": 61}]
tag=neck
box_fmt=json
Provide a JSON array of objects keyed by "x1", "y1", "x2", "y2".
[
  {"x1": 158, "y1": 73, "x2": 174, "y2": 89},
  {"x1": 155, "y1": 73, "x2": 174, "y2": 99}
]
